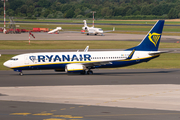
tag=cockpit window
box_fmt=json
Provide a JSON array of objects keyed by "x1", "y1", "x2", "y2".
[
  {"x1": 10, "y1": 58, "x2": 18, "y2": 61},
  {"x1": 99, "y1": 29, "x2": 103, "y2": 31}
]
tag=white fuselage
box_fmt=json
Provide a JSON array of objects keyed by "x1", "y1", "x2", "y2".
[
  {"x1": 82, "y1": 20, "x2": 104, "y2": 35},
  {"x1": 3, "y1": 50, "x2": 157, "y2": 71},
  {"x1": 87, "y1": 27, "x2": 103, "y2": 35}
]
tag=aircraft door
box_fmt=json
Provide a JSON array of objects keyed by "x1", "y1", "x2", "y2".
[
  {"x1": 135, "y1": 53, "x2": 140, "y2": 62},
  {"x1": 24, "y1": 55, "x2": 29, "y2": 64}
]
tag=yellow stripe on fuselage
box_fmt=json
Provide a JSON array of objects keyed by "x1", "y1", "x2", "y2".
[
  {"x1": 11, "y1": 54, "x2": 160, "y2": 69},
  {"x1": 10, "y1": 60, "x2": 99, "y2": 69}
]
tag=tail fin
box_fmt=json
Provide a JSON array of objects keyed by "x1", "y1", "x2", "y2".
[
  {"x1": 83, "y1": 20, "x2": 88, "y2": 27},
  {"x1": 126, "y1": 20, "x2": 165, "y2": 51},
  {"x1": 84, "y1": 46, "x2": 89, "y2": 52}
]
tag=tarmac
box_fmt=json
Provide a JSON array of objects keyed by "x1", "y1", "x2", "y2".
[
  {"x1": 0, "y1": 32, "x2": 180, "y2": 42},
  {"x1": 0, "y1": 69, "x2": 180, "y2": 120}
]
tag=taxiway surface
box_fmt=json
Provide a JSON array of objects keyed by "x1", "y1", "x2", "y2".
[
  {"x1": 0, "y1": 69, "x2": 180, "y2": 120},
  {"x1": 0, "y1": 32, "x2": 180, "y2": 42}
]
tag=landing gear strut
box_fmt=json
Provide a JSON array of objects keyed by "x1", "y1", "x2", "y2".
[
  {"x1": 81, "y1": 69, "x2": 93, "y2": 75},
  {"x1": 19, "y1": 71, "x2": 23, "y2": 76},
  {"x1": 87, "y1": 70, "x2": 93, "y2": 75}
]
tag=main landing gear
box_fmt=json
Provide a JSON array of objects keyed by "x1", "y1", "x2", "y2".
[
  {"x1": 87, "y1": 69, "x2": 93, "y2": 75},
  {"x1": 19, "y1": 70, "x2": 23, "y2": 76},
  {"x1": 81, "y1": 69, "x2": 93, "y2": 75}
]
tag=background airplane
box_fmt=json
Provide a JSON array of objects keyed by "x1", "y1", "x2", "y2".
[
  {"x1": 4, "y1": 20, "x2": 165, "y2": 75},
  {"x1": 82, "y1": 20, "x2": 115, "y2": 36}
]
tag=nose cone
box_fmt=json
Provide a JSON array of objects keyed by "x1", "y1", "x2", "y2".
[{"x1": 3, "y1": 61, "x2": 11, "y2": 68}]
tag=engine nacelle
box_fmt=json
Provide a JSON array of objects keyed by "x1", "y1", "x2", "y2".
[
  {"x1": 65, "y1": 64, "x2": 86, "y2": 73},
  {"x1": 82, "y1": 27, "x2": 87, "y2": 30}
]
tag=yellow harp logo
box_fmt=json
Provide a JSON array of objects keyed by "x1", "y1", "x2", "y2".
[{"x1": 148, "y1": 33, "x2": 161, "y2": 47}]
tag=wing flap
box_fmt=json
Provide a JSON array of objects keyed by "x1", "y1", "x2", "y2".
[
  {"x1": 68, "y1": 49, "x2": 135, "y2": 68},
  {"x1": 81, "y1": 49, "x2": 135, "y2": 67},
  {"x1": 82, "y1": 61, "x2": 113, "y2": 67}
]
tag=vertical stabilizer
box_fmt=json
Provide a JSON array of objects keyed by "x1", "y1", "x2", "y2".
[
  {"x1": 126, "y1": 20, "x2": 165, "y2": 51},
  {"x1": 83, "y1": 20, "x2": 88, "y2": 27},
  {"x1": 84, "y1": 46, "x2": 89, "y2": 52}
]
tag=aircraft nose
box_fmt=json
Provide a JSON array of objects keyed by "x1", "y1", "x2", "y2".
[{"x1": 3, "y1": 61, "x2": 11, "y2": 68}]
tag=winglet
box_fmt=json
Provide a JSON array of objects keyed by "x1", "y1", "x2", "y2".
[
  {"x1": 84, "y1": 46, "x2": 89, "y2": 52},
  {"x1": 113, "y1": 27, "x2": 115, "y2": 31},
  {"x1": 83, "y1": 20, "x2": 87, "y2": 27},
  {"x1": 126, "y1": 49, "x2": 135, "y2": 60}
]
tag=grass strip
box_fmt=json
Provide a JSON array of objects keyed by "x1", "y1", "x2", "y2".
[
  {"x1": 0, "y1": 54, "x2": 14, "y2": 70},
  {"x1": 0, "y1": 40, "x2": 137, "y2": 49},
  {"x1": 0, "y1": 41, "x2": 180, "y2": 50},
  {"x1": 1, "y1": 19, "x2": 180, "y2": 25},
  {"x1": 0, "y1": 40, "x2": 180, "y2": 49}
]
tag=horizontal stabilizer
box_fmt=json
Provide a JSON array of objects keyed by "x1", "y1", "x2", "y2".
[{"x1": 149, "y1": 50, "x2": 175, "y2": 55}]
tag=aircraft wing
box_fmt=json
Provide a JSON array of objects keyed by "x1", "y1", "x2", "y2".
[
  {"x1": 103, "y1": 27, "x2": 115, "y2": 33},
  {"x1": 82, "y1": 31, "x2": 94, "y2": 34},
  {"x1": 81, "y1": 59, "x2": 124, "y2": 67},
  {"x1": 81, "y1": 49, "x2": 135, "y2": 67}
]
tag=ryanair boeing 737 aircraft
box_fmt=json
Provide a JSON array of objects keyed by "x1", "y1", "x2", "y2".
[{"x1": 4, "y1": 20, "x2": 165, "y2": 75}]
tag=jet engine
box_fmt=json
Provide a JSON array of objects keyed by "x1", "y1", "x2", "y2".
[
  {"x1": 65, "y1": 64, "x2": 86, "y2": 73},
  {"x1": 82, "y1": 27, "x2": 87, "y2": 30}
]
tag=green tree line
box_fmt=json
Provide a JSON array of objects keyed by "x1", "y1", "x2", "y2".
[{"x1": 0, "y1": 0, "x2": 180, "y2": 19}]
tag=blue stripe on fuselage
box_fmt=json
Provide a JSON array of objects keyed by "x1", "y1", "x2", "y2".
[
  {"x1": 37, "y1": 54, "x2": 91, "y2": 63},
  {"x1": 13, "y1": 55, "x2": 159, "y2": 71}
]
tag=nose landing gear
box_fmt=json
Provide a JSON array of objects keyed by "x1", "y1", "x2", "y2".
[
  {"x1": 14, "y1": 69, "x2": 23, "y2": 76},
  {"x1": 17, "y1": 70, "x2": 23, "y2": 76}
]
